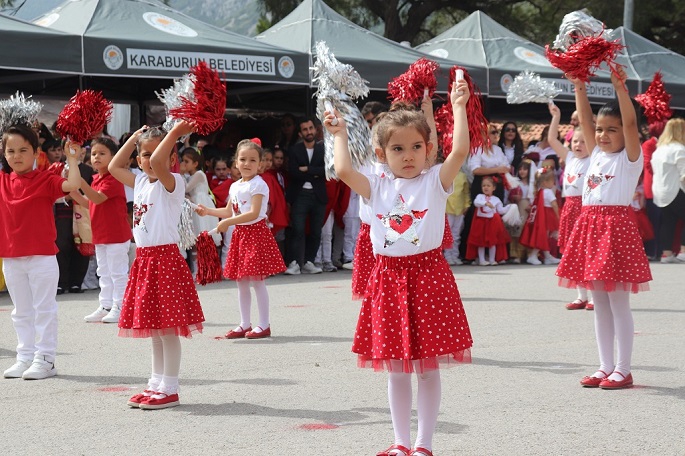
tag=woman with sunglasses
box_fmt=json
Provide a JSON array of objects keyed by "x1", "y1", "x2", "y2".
[{"x1": 498, "y1": 122, "x2": 525, "y2": 171}]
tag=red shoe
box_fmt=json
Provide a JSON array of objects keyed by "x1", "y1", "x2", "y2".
[
  {"x1": 139, "y1": 392, "x2": 180, "y2": 409},
  {"x1": 245, "y1": 326, "x2": 271, "y2": 339},
  {"x1": 565, "y1": 299, "x2": 588, "y2": 310},
  {"x1": 377, "y1": 444, "x2": 411, "y2": 456},
  {"x1": 580, "y1": 370, "x2": 608, "y2": 387},
  {"x1": 599, "y1": 372, "x2": 633, "y2": 389},
  {"x1": 585, "y1": 302, "x2": 594, "y2": 311},
  {"x1": 127, "y1": 390, "x2": 155, "y2": 408},
  {"x1": 411, "y1": 448, "x2": 434, "y2": 456},
  {"x1": 224, "y1": 326, "x2": 251, "y2": 339}
]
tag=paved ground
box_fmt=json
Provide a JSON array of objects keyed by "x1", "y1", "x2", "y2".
[{"x1": 1, "y1": 262, "x2": 684, "y2": 455}]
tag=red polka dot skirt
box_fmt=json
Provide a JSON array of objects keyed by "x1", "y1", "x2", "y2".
[
  {"x1": 351, "y1": 223, "x2": 374, "y2": 300},
  {"x1": 119, "y1": 244, "x2": 204, "y2": 338},
  {"x1": 352, "y1": 248, "x2": 473, "y2": 374},
  {"x1": 557, "y1": 196, "x2": 582, "y2": 253},
  {"x1": 465, "y1": 213, "x2": 510, "y2": 263},
  {"x1": 556, "y1": 205, "x2": 652, "y2": 293},
  {"x1": 441, "y1": 215, "x2": 454, "y2": 250},
  {"x1": 224, "y1": 219, "x2": 286, "y2": 281}
]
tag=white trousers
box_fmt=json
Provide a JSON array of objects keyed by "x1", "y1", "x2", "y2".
[
  {"x1": 444, "y1": 213, "x2": 465, "y2": 261},
  {"x1": 316, "y1": 212, "x2": 335, "y2": 264},
  {"x1": 2, "y1": 255, "x2": 59, "y2": 362},
  {"x1": 343, "y1": 216, "x2": 361, "y2": 262},
  {"x1": 95, "y1": 241, "x2": 131, "y2": 309}
]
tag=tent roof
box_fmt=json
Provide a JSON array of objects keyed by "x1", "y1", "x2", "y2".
[
  {"x1": 0, "y1": 13, "x2": 81, "y2": 74},
  {"x1": 610, "y1": 26, "x2": 685, "y2": 109},
  {"x1": 255, "y1": 0, "x2": 486, "y2": 93},
  {"x1": 30, "y1": 0, "x2": 309, "y2": 85}
]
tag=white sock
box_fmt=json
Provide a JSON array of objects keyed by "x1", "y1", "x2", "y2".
[
  {"x1": 543, "y1": 250, "x2": 553, "y2": 259},
  {"x1": 252, "y1": 279, "x2": 270, "y2": 330},
  {"x1": 608, "y1": 289, "x2": 633, "y2": 380},
  {"x1": 388, "y1": 371, "x2": 412, "y2": 450},
  {"x1": 414, "y1": 369, "x2": 441, "y2": 452},
  {"x1": 478, "y1": 247, "x2": 486, "y2": 264},
  {"x1": 155, "y1": 375, "x2": 179, "y2": 397},
  {"x1": 591, "y1": 288, "x2": 615, "y2": 377},
  {"x1": 147, "y1": 373, "x2": 163, "y2": 393},
  {"x1": 236, "y1": 279, "x2": 252, "y2": 330},
  {"x1": 488, "y1": 246, "x2": 496, "y2": 264},
  {"x1": 577, "y1": 287, "x2": 588, "y2": 301}
]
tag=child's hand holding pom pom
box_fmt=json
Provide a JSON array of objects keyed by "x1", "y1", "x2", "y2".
[{"x1": 324, "y1": 108, "x2": 347, "y2": 137}]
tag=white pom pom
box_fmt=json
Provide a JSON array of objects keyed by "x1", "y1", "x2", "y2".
[
  {"x1": 156, "y1": 74, "x2": 196, "y2": 132},
  {"x1": 552, "y1": 10, "x2": 612, "y2": 51},
  {"x1": 0, "y1": 91, "x2": 43, "y2": 134},
  {"x1": 502, "y1": 204, "x2": 522, "y2": 227},
  {"x1": 506, "y1": 71, "x2": 561, "y2": 104},
  {"x1": 504, "y1": 172, "x2": 520, "y2": 189},
  {"x1": 177, "y1": 199, "x2": 198, "y2": 250}
]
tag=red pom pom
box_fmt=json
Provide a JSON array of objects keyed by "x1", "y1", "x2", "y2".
[
  {"x1": 545, "y1": 36, "x2": 624, "y2": 83},
  {"x1": 46, "y1": 161, "x2": 65, "y2": 176},
  {"x1": 635, "y1": 71, "x2": 673, "y2": 125},
  {"x1": 388, "y1": 58, "x2": 439, "y2": 104},
  {"x1": 195, "y1": 231, "x2": 222, "y2": 285},
  {"x1": 435, "y1": 66, "x2": 489, "y2": 157},
  {"x1": 170, "y1": 61, "x2": 227, "y2": 135},
  {"x1": 56, "y1": 90, "x2": 113, "y2": 144}
]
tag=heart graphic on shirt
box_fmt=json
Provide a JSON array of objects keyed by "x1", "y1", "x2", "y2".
[
  {"x1": 566, "y1": 175, "x2": 577, "y2": 184},
  {"x1": 389, "y1": 214, "x2": 414, "y2": 234},
  {"x1": 586, "y1": 174, "x2": 614, "y2": 190}
]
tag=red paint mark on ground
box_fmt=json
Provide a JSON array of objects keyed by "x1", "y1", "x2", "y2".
[
  {"x1": 214, "y1": 335, "x2": 228, "y2": 340},
  {"x1": 98, "y1": 386, "x2": 132, "y2": 392},
  {"x1": 322, "y1": 285, "x2": 342, "y2": 289},
  {"x1": 285, "y1": 305, "x2": 306, "y2": 308},
  {"x1": 0, "y1": 309, "x2": 9, "y2": 312},
  {"x1": 298, "y1": 423, "x2": 339, "y2": 430}
]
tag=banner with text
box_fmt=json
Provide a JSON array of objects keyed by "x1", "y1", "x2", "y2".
[
  {"x1": 545, "y1": 78, "x2": 616, "y2": 99},
  {"x1": 126, "y1": 48, "x2": 275, "y2": 75}
]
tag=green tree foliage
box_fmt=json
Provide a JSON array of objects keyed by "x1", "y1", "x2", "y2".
[{"x1": 257, "y1": 0, "x2": 685, "y2": 55}]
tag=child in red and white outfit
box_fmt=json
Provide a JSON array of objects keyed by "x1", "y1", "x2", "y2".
[
  {"x1": 197, "y1": 139, "x2": 286, "y2": 340},
  {"x1": 71, "y1": 137, "x2": 132, "y2": 323},
  {"x1": 109, "y1": 122, "x2": 205, "y2": 409},
  {"x1": 325, "y1": 81, "x2": 473, "y2": 456},
  {"x1": 628, "y1": 181, "x2": 655, "y2": 241},
  {"x1": 1, "y1": 125, "x2": 82, "y2": 380},
  {"x1": 465, "y1": 176, "x2": 509, "y2": 265},
  {"x1": 557, "y1": 69, "x2": 652, "y2": 390},
  {"x1": 547, "y1": 103, "x2": 593, "y2": 310},
  {"x1": 520, "y1": 166, "x2": 560, "y2": 265}
]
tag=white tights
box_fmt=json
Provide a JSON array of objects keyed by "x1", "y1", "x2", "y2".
[
  {"x1": 591, "y1": 284, "x2": 634, "y2": 381},
  {"x1": 149, "y1": 334, "x2": 182, "y2": 396},
  {"x1": 477, "y1": 246, "x2": 496, "y2": 264},
  {"x1": 236, "y1": 279, "x2": 270, "y2": 331},
  {"x1": 388, "y1": 363, "x2": 442, "y2": 452}
]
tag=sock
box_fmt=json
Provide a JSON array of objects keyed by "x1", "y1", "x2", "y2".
[
  {"x1": 388, "y1": 371, "x2": 412, "y2": 450},
  {"x1": 478, "y1": 247, "x2": 486, "y2": 264},
  {"x1": 155, "y1": 375, "x2": 179, "y2": 397},
  {"x1": 528, "y1": 249, "x2": 539, "y2": 259},
  {"x1": 488, "y1": 246, "x2": 496, "y2": 264},
  {"x1": 608, "y1": 289, "x2": 633, "y2": 380},
  {"x1": 147, "y1": 373, "x2": 163, "y2": 394},
  {"x1": 252, "y1": 279, "x2": 270, "y2": 330},
  {"x1": 591, "y1": 287, "x2": 615, "y2": 377},
  {"x1": 543, "y1": 250, "x2": 553, "y2": 259},
  {"x1": 236, "y1": 279, "x2": 252, "y2": 330},
  {"x1": 576, "y1": 287, "x2": 588, "y2": 301},
  {"x1": 414, "y1": 368, "x2": 441, "y2": 452}
]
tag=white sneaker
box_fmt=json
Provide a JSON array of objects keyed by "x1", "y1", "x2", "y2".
[
  {"x1": 84, "y1": 305, "x2": 110, "y2": 322},
  {"x1": 301, "y1": 261, "x2": 323, "y2": 274},
  {"x1": 22, "y1": 358, "x2": 57, "y2": 380},
  {"x1": 660, "y1": 255, "x2": 678, "y2": 264},
  {"x1": 101, "y1": 305, "x2": 121, "y2": 324},
  {"x1": 341, "y1": 262, "x2": 354, "y2": 270},
  {"x1": 284, "y1": 260, "x2": 301, "y2": 275},
  {"x1": 543, "y1": 257, "x2": 561, "y2": 265},
  {"x1": 527, "y1": 256, "x2": 542, "y2": 265},
  {"x1": 677, "y1": 253, "x2": 685, "y2": 262},
  {"x1": 3, "y1": 359, "x2": 32, "y2": 378}
]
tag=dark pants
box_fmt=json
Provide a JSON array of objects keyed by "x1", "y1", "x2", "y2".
[
  {"x1": 644, "y1": 198, "x2": 662, "y2": 258},
  {"x1": 659, "y1": 190, "x2": 685, "y2": 251},
  {"x1": 289, "y1": 190, "x2": 326, "y2": 266},
  {"x1": 56, "y1": 216, "x2": 90, "y2": 290}
]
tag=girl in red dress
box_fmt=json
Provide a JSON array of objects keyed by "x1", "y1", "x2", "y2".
[
  {"x1": 465, "y1": 176, "x2": 510, "y2": 265},
  {"x1": 324, "y1": 80, "x2": 473, "y2": 456},
  {"x1": 197, "y1": 140, "x2": 286, "y2": 340},
  {"x1": 557, "y1": 68, "x2": 652, "y2": 390},
  {"x1": 109, "y1": 122, "x2": 205, "y2": 410},
  {"x1": 520, "y1": 166, "x2": 560, "y2": 265}
]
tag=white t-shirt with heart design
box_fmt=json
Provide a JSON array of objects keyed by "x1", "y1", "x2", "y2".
[{"x1": 562, "y1": 153, "x2": 591, "y2": 197}]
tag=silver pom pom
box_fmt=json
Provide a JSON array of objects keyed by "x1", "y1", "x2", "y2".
[
  {"x1": 178, "y1": 199, "x2": 197, "y2": 251},
  {"x1": 552, "y1": 10, "x2": 612, "y2": 51},
  {"x1": 312, "y1": 41, "x2": 373, "y2": 179},
  {"x1": 506, "y1": 71, "x2": 561, "y2": 104},
  {"x1": 156, "y1": 74, "x2": 195, "y2": 132},
  {"x1": 0, "y1": 92, "x2": 43, "y2": 134}
]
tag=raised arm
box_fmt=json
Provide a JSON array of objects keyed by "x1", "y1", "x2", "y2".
[
  {"x1": 61, "y1": 141, "x2": 83, "y2": 193},
  {"x1": 324, "y1": 109, "x2": 371, "y2": 200},
  {"x1": 612, "y1": 67, "x2": 641, "y2": 162},
  {"x1": 440, "y1": 78, "x2": 470, "y2": 190},
  {"x1": 548, "y1": 103, "x2": 569, "y2": 161},
  {"x1": 151, "y1": 120, "x2": 195, "y2": 193},
  {"x1": 109, "y1": 126, "x2": 146, "y2": 188},
  {"x1": 571, "y1": 77, "x2": 596, "y2": 152},
  {"x1": 421, "y1": 93, "x2": 439, "y2": 166}
]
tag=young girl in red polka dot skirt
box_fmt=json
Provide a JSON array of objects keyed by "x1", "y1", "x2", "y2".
[
  {"x1": 557, "y1": 68, "x2": 652, "y2": 390},
  {"x1": 547, "y1": 103, "x2": 593, "y2": 310},
  {"x1": 520, "y1": 166, "x2": 561, "y2": 265},
  {"x1": 197, "y1": 140, "x2": 286, "y2": 339},
  {"x1": 324, "y1": 81, "x2": 473, "y2": 456},
  {"x1": 109, "y1": 121, "x2": 205, "y2": 409}
]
